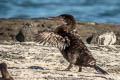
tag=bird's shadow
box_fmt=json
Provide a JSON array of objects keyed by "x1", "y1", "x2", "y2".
[
  {"x1": 8, "y1": 66, "x2": 47, "y2": 70},
  {"x1": 28, "y1": 66, "x2": 44, "y2": 70}
]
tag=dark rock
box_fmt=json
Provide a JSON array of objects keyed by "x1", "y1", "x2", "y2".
[{"x1": 16, "y1": 30, "x2": 25, "y2": 42}]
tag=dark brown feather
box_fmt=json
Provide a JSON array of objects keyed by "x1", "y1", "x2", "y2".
[
  {"x1": 58, "y1": 32, "x2": 108, "y2": 74},
  {"x1": 34, "y1": 32, "x2": 70, "y2": 50},
  {"x1": 34, "y1": 14, "x2": 108, "y2": 74}
]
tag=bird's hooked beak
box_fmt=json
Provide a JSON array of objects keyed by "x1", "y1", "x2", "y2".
[
  {"x1": 48, "y1": 16, "x2": 67, "y2": 25},
  {"x1": 48, "y1": 16, "x2": 64, "y2": 21}
]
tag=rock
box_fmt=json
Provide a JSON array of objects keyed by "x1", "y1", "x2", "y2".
[
  {"x1": 16, "y1": 22, "x2": 39, "y2": 42},
  {"x1": 97, "y1": 31, "x2": 117, "y2": 45},
  {"x1": 86, "y1": 33, "x2": 96, "y2": 44}
]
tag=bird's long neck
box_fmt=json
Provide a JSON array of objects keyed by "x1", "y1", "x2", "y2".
[
  {"x1": 57, "y1": 30, "x2": 68, "y2": 37},
  {"x1": 66, "y1": 22, "x2": 74, "y2": 27},
  {"x1": 55, "y1": 26, "x2": 67, "y2": 36},
  {"x1": 66, "y1": 21, "x2": 76, "y2": 31}
]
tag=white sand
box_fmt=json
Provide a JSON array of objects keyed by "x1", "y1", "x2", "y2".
[{"x1": 0, "y1": 42, "x2": 120, "y2": 80}]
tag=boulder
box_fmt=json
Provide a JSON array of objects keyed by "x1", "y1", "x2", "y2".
[{"x1": 97, "y1": 31, "x2": 116, "y2": 45}]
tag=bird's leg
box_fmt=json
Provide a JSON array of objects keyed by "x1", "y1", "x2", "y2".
[
  {"x1": 63, "y1": 52, "x2": 78, "y2": 71},
  {"x1": 78, "y1": 66, "x2": 82, "y2": 72},
  {"x1": 64, "y1": 63, "x2": 73, "y2": 71}
]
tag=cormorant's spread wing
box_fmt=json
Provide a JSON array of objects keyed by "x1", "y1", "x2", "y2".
[{"x1": 34, "y1": 32, "x2": 70, "y2": 50}]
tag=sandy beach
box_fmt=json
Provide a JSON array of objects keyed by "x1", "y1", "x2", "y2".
[{"x1": 0, "y1": 42, "x2": 120, "y2": 80}]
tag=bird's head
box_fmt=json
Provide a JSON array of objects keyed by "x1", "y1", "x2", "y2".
[{"x1": 48, "y1": 14, "x2": 76, "y2": 32}]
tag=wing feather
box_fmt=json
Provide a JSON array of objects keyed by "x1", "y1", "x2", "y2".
[{"x1": 34, "y1": 32, "x2": 70, "y2": 50}]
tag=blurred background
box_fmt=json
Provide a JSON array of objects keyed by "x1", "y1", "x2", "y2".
[{"x1": 0, "y1": 0, "x2": 120, "y2": 24}]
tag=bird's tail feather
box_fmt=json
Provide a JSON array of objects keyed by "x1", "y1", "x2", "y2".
[{"x1": 94, "y1": 65, "x2": 108, "y2": 75}]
